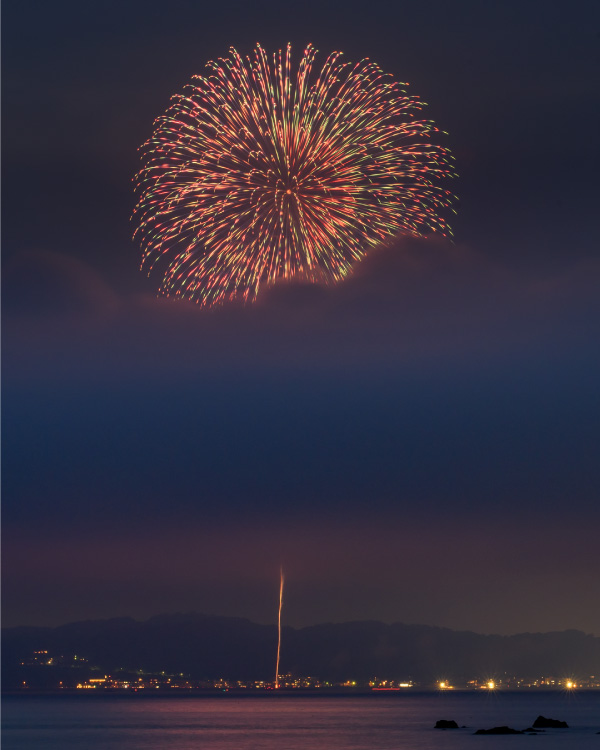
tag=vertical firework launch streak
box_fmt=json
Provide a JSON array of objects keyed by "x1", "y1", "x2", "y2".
[
  {"x1": 275, "y1": 567, "x2": 284, "y2": 689},
  {"x1": 133, "y1": 43, "x2": 456, "y2": 306}
]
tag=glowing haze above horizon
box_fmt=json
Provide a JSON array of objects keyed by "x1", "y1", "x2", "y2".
[{"x1": 3, "y1": 0, "x2": 599, "y2": 636}]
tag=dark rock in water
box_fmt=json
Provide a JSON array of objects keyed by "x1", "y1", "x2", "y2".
[
  {"x1": 435, "y1": 720, "x2": 459, "y2": 729},
  {"x1": 523, "y1": 727, "x2": 544, "y2": 733},
  {"x1": 475, "y1": 726, "x2": 523, "y2": 735},
  {"x1": 532, "y1": 715, "x2": 568, "y2": 729}
]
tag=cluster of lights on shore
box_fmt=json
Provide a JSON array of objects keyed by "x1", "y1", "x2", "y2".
[
  {"x1": 438, "y1": 679, "x2": 578, "y2": 691},
  {"x1": 67, "y1": 674, "x2": 584, "y2": 692},
  {"x1": 438, "y1": 680, "x2": 497, "y2": 690}
]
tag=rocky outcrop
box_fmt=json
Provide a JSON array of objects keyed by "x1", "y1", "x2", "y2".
[
  {"x1": 475, "y1": 726, "x2": 523, "y2": 735},
  {"x1": 532, "y1": 715, "x2": 568, "y2": 729},
  {"x1": 435, "y1": 720, "x2": 459, "y2": 729}
]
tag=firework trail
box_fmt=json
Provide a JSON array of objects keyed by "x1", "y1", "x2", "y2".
[
  {"x1": 133, "y1": 43, "x2": 456, "y2": 306},
  {"x1": 275, "y1": 567, "x2": 284, "y2": 689}
]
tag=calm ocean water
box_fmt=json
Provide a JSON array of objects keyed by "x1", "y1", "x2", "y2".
[{"x1": 2, "y1": 692, "x2": 599, "y2": 749}]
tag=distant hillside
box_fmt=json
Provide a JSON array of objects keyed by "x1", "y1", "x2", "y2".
[{"x1": 3, "y1": 613, "x2": 599, "y2": 688}]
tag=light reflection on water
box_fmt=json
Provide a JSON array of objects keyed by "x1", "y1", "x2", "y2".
[{"x1": 2, "y1": 693, "x2": 600, "y2": 750}]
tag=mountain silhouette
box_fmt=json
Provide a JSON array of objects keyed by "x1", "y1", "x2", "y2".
[{"x1": 3, "y1": 613, "x2": 599, "y2": 688}]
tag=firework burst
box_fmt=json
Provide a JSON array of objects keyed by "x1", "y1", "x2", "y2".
[{"x1": 133, "y1": 43, "x2": 456, "y2": 306}]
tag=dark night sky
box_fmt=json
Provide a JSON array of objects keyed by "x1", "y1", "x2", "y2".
[{"x1": 2, "y1": 0, "x2": 599, "y2": 634}]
